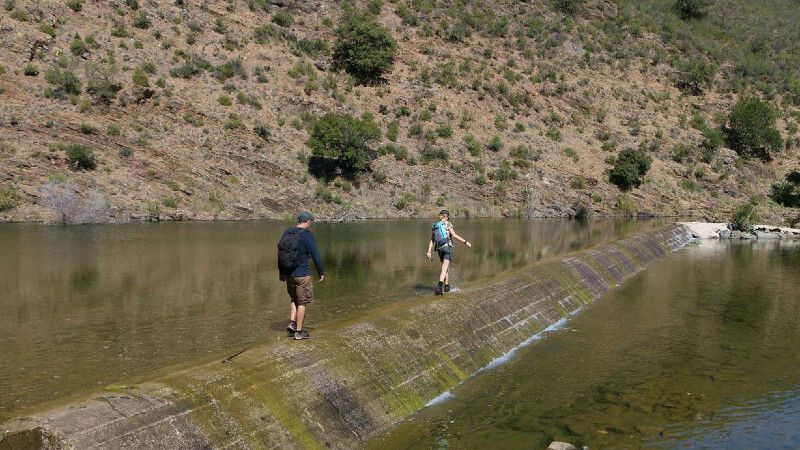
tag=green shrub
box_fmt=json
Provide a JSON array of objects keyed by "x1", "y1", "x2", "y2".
[
  {"x1": 162, "y1": 196, "x2": 178, "y2": 208},
  {"x1": 731, "y1": 200, "x2": 759, "y2": 231},
  {"x1": 487, "y1": 135, "x2": 503, "y2": 152},
  {"x1": 133, "y1": 10, "x2": 151, "y2": 29},
  {"x1": 615, "y1": 194, "x2": 637, "y2": 217},
  {"x1": 465, "y1": 134, "x2": 480, "y2": 157},
  {"x1": 0, "y1": 185, "x2": 18, "y2": 211},
  {"x1": 609, "y1": 147, "x2": 652, "y2": 190},
  {"x1": 44, "y1": 67, "x2": 81, "y2": 98},
  {"x1": 307, "y1": 112, "x2": 381, "y2": 177},
  {"x1": 272, "y1": 10, "x2": 293, "y2": 27},
  {"x1": 571, "y1": 176, "x2": 586, "y2": 189},
  {"x1": 420, "y1": 144, "x2": 449, "y2": 163},
  {"x1": 489, "y1": 160, "x2": 518, "y2": 181},
  {"x1": 297, "y1": 38, "x2": 329, "y2": 56},
  {"x1": 169, "y1": 54, "x2": 211, "y2": 78},
  {"x1": 23, "y1": 64, "x2": 38, "y2": 76},
  {"x1": 564, "y1": 147, "x2": 579, "y2": 162},
  {"x1": 671, "y1": 143, "x2": 693, "y2": 163},
  {"x1": 65, "y1": 144, "x2": 96, "y2": 170},
  {"x1": 372, "y1": 169, "x2": 387, "y2": 183},
  {"x1": 39, "y1": 23, "x2": 56, "y2": 37},
  {"x1": 224, "y1": 113, "x2": 242, "y2": 129},
  {"x1": 70, "y1": 38, "x2": 86, "y2": 56},
  {"x1": 254, "y1": 123, "x2": 271, "y2": 140},
  {"x1": 85, "y1": 64, "x2": 122, "y2": 104},
  {"x1": 132, "y1": 67, "x2": 149, "y2": 86},
  {"x1": 333, "y1": 13, "x2": 396, "y2": 84},
  {"x1": 79, "y1": 123, "x2": 95, "y2": 134},
  {"x1": 217, "y1": 95, "x2": 232, "y2": 106},
  {"x1": 674, "y1": 0, "x2": 709, "y2": 20},
  {"x1": 394, "y1": 192, "x2": 416, "y2": 210},
  {"x1": 66, "y1": 0, "x2": 83, "y2": 12},
  {"x1": 725, "y1": 97, "x2": 783, "y2": 161},
  {"x1": 677, "y1": 58, "x2": 716, "y2": 95},
  {"x1": 213, "y1": 58, "x2": 246, "y2": 82},
  {"x1": 554, "y1": 0, "x2": 581, "y2": 15},
  {"x1": 770, "y1": 170, "x2": 800, "y2": 207},
  {"x1": 387, "y1": 120, "x2": 399, "y2": 142},
  {"x1": 118, "y1": 147, "x2": 134, "y2": 158}
]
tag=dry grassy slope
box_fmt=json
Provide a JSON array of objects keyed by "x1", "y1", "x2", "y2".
[{"x1": 0, "y1": 0, "x2": 796, "y2": 222}]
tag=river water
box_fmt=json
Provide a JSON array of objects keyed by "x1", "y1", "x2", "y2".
[
  {"x1": 370, "y1": 240, "x2": 800, "y2": 449},
  {"x1": 0, "y1": 219, "x2": 657, "y2": 420}
]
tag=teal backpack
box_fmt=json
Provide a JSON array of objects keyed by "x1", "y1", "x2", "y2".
[{"x1": 432, "y1": 221, "x2": 450, "y2": 247}]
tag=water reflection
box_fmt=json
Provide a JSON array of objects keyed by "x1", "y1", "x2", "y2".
[
  {"x1": 369, "y1": 241, "x2": 800, "y2": 449},
  {"x1": 0, "y1": 218, "x2": 661, "y2": 419}
]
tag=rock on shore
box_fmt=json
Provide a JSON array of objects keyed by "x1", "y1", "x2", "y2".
[{"x1": 680, "y1": 222, "x2": 800, "y2": 240}]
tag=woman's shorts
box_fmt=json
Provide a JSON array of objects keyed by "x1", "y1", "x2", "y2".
[{"x1": 437, "y1": 246, "x2": 453, "y2": 262}]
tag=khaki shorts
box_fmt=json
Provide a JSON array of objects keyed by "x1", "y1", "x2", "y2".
[{"x1": 286, "y1": 276, "x2": 314, "y2": 306}]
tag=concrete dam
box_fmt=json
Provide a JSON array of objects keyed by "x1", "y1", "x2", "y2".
[{"x1": 0, "y1": 224, "x2": 692, "y2": 450}]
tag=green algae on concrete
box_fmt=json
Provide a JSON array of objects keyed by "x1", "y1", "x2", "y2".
[{"x1": 0, "y1": 225, "x2": 692, "y2": 450}]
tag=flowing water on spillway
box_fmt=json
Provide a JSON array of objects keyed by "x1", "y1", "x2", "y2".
[
  {"x1": 370, "y1": 240, "x2": 800, "y2": 449},
  {"x1": 0, "y1": 219, "x2": 659, "y2": 420}
]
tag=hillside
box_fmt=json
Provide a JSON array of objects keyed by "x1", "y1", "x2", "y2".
[{"x1": 0, "y1": 0, "x2": 798, "y2": 223}]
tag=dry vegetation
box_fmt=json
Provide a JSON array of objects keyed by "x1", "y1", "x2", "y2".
[{"x1": 0, "y1": 0, "x2": 798, "y2": 223}]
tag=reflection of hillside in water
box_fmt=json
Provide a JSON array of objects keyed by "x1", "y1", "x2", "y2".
[
  {"x1": 0, "y1": 219, "x2": 662, "y2": 419},
  {"x1": 370, "y1": 241, "x2": 800, "y2": 449}
]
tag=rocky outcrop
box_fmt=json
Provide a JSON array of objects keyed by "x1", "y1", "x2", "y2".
[
  {"x1": 680, "y1": 222, "x2": 800, "y2": 240},
  {"x1": 0, "y1": 226, "x2": 692, "y2": 449}
]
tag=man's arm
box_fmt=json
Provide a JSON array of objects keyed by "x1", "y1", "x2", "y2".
[
  {"x1": 426, "y1": 237, "x2": 434, "y2": 259},
  {"x1": 305, "y1": 233, "x2": 325, "y2": 279}
]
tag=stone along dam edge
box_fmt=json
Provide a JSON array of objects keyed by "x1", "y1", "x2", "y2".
[{"x1": 0, "y1": 224, "x2": 693, "y2": 450}]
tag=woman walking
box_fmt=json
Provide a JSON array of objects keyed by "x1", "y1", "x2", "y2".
[{"x1": 426, "y1": 209, "x2": 472, "y2": 295}]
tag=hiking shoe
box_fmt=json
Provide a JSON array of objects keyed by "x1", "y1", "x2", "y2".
[
  {"x1": 294, "y1": 330, "x2": 310, "y2": 340},
  {"x1": 434, "y1": 287, "x2": 443, "y2": 296},
  {"x1": 444, "y1": 284, "x2": 451, "y2": 293},
  {"x1": 287, "y1": 321, "x2": 297, "y2": 337}
]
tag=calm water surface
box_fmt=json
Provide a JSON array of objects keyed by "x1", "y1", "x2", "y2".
[
  {"x1": 370, "y1": 241, "x2": 800, "y2": 449},
  {"x1": 0, "y1": 218, "x2": 658, "y2": 419}
]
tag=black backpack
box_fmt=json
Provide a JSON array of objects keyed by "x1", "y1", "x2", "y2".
[{"x1": 277, "y1": 228, "x2": 304, "y2": 275}]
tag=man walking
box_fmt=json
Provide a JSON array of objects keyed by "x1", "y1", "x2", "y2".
[
  {"x1": 426, "y1": 209, "x2": 471, "y2": 295},
  {"x1": 278, "y1": 211, "x2": 324, "y2": 340}
]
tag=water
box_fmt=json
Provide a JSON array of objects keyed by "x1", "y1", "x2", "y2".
[
  {"x1": 369, "y1": 240, "x2": 800, "y2": 449},
  {"x1": 0, "y1": 218, "x2": 658, "y2": 420}
]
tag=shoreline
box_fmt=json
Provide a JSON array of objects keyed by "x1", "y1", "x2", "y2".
[
  {"x1": 0, "y1": 212, "x2": 693, "y2": 226},
  {"x1": 680, "y1": 222, "x2": 800, "y2": 240}
]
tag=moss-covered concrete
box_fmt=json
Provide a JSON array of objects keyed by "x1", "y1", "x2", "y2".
[{"x1": 0, "y1": 225, "x2": 691, "y2": 450}]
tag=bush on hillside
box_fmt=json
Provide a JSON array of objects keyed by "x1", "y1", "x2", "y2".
[
  {"x1": 333, "y1": 13, "x2": 396, "y2": 84},
  {"x1": 609, "y1": 147, "x2": 652, "y2": 190},
  {"x1": 676, "y1": 57, "x2": 716, "y2": 95},
  {"x1": 725, "y1": 97, "x2": 783, "y2": 161},
  {"x1": 44, "y1": 66, "x2": 82, "y2": 98},
  {"x1": 0, "y1": 185, "x2": 19, "y2": 212},
  {"x1": 85, "y1": 64, "x2": 122, "y2": 104},
  {"x1": 65, "y1": 144, "x2": 96, "y2": 170},
  {"x1": 770, "y1": 170, "x2": 800, "y2": 207},
  {"x1": 307, "y1": 112, "x2": 381, "y2": 179},
  {"x1": 554, "y1": 0, "x2": 581, "y2": 15},
  {"x1": 675, "y1": 0, "x2": 709, "y2": 20},
  {"x1": 731, "y1": 200, "x2": 759, "y2": 231}
]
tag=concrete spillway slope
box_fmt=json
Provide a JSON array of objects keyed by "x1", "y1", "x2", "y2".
[{"x1": 0, "y1": 224, "x2": 692, "y2": 450}]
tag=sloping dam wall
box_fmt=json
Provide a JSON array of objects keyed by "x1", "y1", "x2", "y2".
[{"x1": 1, "y1": 224, "x2": 692, "y2": 450}]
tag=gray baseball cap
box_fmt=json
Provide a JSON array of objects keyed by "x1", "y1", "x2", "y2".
[{"x1": 298, "y1": 211, "x2": 315, "y2": 222}]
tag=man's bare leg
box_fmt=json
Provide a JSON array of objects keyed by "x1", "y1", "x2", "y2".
[
  {"x1": 290, "y1": 301, "x2": 297, "y2": 322},
  {"x1": 296, "y1": 305, "x2": 306, "y2": 331}
]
